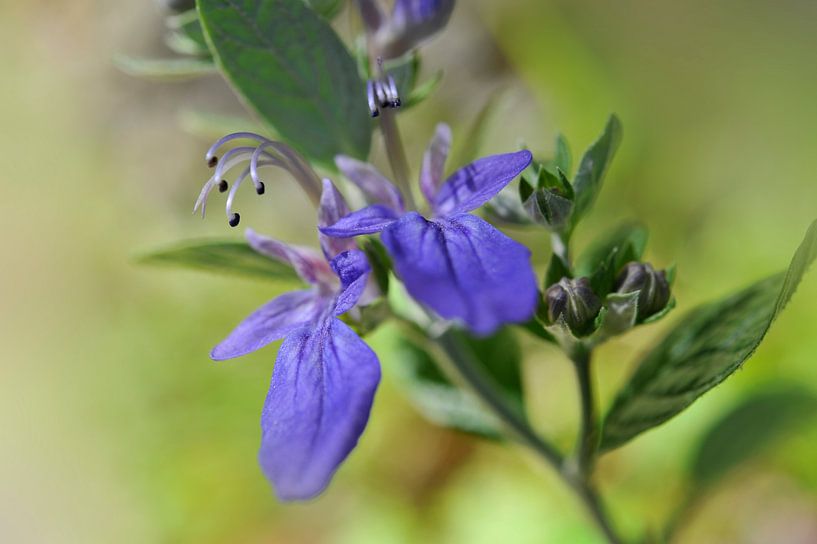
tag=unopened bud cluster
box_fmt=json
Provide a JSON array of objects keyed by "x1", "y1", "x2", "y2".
[{"x1": 614, "y1": 262, "x2": 670, "y2": 321}]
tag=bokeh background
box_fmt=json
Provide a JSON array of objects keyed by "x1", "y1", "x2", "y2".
[{"x1": 3, "y1": 0, "x2": 817, "y2": 542}]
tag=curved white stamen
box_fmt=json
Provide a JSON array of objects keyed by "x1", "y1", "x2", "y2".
[
  {"x1": 204, "y1": 132, "x2": 273, "y2": 164},
  {"x1": 193, "y1": 152, "x2": 256, "y2": 216},
  {"x1": 225, "y1": 160, "x2": 276, "y2": 219},
  {"x1": 250, "y1": 144, "x2": 285, "y2": 190}
]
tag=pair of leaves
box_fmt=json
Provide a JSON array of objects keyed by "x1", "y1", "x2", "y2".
[
  {"x1": 138, "y1": 239, "x2": 299, "y2": 283},
  {"x1": 395, "y1": 328, "x2": 525, "y2": 439},
  {"x1": 601, "y1": 220, "x2": 817, "y2": 451},
  {"x1": 198, "y1": 0, "x2": 371, "y2": 167}
]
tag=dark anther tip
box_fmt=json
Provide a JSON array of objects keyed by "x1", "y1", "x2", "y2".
[
  {"x1": 208, "y1": 156, "x2": 218, "y2": 168},
  {"x1": 256, "y1": 182, "x2": 265, "y2": 195},
  {"x1": 218, "y1": 180, "x2": 229, "y2": 193},
  {"x1": 228, "y1": 213, "x2": 241, "y2": 227},
  {"x1": 393, "y1": 99, "x2": 402, "y2": 107},
  {"x1": 371, "y1": 110, "x2": 380, "y2": 118}
]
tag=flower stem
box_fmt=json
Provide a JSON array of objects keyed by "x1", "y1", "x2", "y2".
[
  {"x1": 572, "y1": 346, "x2": 599, "y2": 475},
  {"x1": 428, "y1": 327, "x2": 625, "y2": 543},
  {"x1": 379, "y1": 109, "x2": 418, "y2": 210}
]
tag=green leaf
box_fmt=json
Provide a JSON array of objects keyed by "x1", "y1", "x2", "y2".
[
  {"x1": 138, "y1": 239, "x2": 300, "y2": 282},
  {"x1": 523, "y1": 188, "x2": 573, "y2": 230},
  {"x1": 600, "y1": 220, "x2": 817, "y2": 451},
  {"x1": 690, "y1": 385, "x2": 817, "y2": 487},
  {"x1": 575, "y1": 222, "x2": 648, "y2": 296},
  {"x1": 402, "y1": 70, "x2": 443, "y2": 110},
  {"x1": 178, "y1": 110, "x2": 264, "y2": 140},
  {"x1": 552, "y1": 134, "x2": 572, "y2": 177},
  {"x1": 571, "y1": 115, "x2": 623, "y2": 226},
  {"x1": 395, "y1": 328, "x2": 525, "y2": 438},
  {"x1": 360, "y1": 237, "x2": 392, "y2": 295},
  {"x1": 197, "y1": 0, "x2": 371, "y2": 166},
  {"x1": 304, "y1": 0, "x2": 344, "y2": 19},
  {"x1": 114, "y1": 55, "x2": 216, "y2": 80}
]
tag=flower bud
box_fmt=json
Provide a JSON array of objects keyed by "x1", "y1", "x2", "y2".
[
  {"x1": 614, "y1": 262, "x2": 670, "y2": 321},
  {"x1": 545, "y1": 277, "x2": 602, "y2": 336}
]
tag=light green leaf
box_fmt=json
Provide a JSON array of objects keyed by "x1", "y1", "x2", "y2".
[
  {"x1": 138, "y1": 239, "x2": 300, "y2": 282},
  {"x1": 601, "y1": 220, "x2": 817, "y2": 451},
  {"x1": 402, "y1": 70, "x2": 443, "y2": 110},
  {"x1": 114, "y1": 55, "x2": 216, "y2": 80},
  {"x1": 166, "y1": 10, "x2": 210, "y2": 55},
  {"x1": 395, "y1": 329, "x2": 525, "y2": 439},
  {"x1": 197, "y1": 0, "x2": 371, "y2": 166},
  {"x1": 690, "y1": 385, "x2": 817, "y2": 487},
  {"x1": 571, "y1": 115, "x2": 622, "y2": 226}
]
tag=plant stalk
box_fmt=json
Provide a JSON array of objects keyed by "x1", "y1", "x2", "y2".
[
  {"x1": 572, "y1": 346, "x2": 599, "y2": 475},
  {"x1": 379, "y1": 108, "x2": 418, "y2": 210}
]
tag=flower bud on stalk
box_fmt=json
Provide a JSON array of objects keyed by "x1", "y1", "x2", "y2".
[
  {"x1": 614, "y1": 262, "x2": 670, "y2": 321},
  {"x1": 546, "y1": 277, "x2": 602, "y2": 336}
]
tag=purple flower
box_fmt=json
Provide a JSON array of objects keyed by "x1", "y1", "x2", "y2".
[
  {"x1": 210, "y1": 178, "x2": 381, "y2": 501},
  {"x1": 357, "y1": 0, "x2": 455, "y2": 59},
  {"x1": 321, "y1": 124, "x2": 538, "y2": 336}
]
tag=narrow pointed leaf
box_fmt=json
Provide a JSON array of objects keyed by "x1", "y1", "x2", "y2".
[
  {"x1": 197, "y1": 0, "x2": 371, "y2": 166},
  {"x1": 395, "y1": 328, "x2": 524, "y2": 439},
  {"x1": 114, "y1": 55, "x2": 216, "y2": 80},
  {"x1": 571, "y1": 115, "x2": 622, "y2": 225},
  {"x1": 601, "y1": 220, "x2": 817, "y2": 451},
  {"x1": 138, "y1": 239, "x2": 300, "y2": 282}
]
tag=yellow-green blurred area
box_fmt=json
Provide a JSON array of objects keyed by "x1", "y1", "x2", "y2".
[{"x1": 3, "y1": 0, "x2": 817, "y2": 542}]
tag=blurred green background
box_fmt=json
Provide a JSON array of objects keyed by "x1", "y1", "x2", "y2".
[{"x1": 3, "y1": 1, "x2": 817, "y2": 542}]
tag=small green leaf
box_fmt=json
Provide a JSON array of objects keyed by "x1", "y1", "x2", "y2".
[
  {"x1": 138, "y1": 239, "x2": 300, "y2": 282},
  {"x1": 395, "y1": 328, "x2": 525, "y2": 438},
  {"x1": 114, "y1": 55, "x2": 216, "y2": 80},
  {"x1": 523, "y1": 188, "x2": 573, "y2": 230},
  {"x1": 690, "y1": 385, "x2": 817, "y2": 487},
  {"x1": 571, "y1": 115, "x2": 623, "y2": 226},
  {"x1": 575, "y1": 222, "x2": 648, "y2": 296},
  {"x1": 304, "y1": 0, "x2": 344, "y2": 19},
  {"x1": 197, "y1": 0, "x2": 371, "y2": 166},
  {"x1": 551, "y1": 134, "x2": 572, "y2": 177},
  {"x1": 402, "y1": 70, "x2": 443, "y2": 110},
  {"x1": 600, "y1": 220, "x2": 817, "y2": 451}
]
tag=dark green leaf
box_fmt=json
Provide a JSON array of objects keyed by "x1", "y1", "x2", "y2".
[
  {"x1": 552, "y1": 134, "x2": 572, "y2": 177},
  {"x1": 197, "y1": 0, "x2": 371, "y2": 166},
  {"x1": 601, "y1": 220, "x2": 817, "y2": 451},
  {"x1": 575, "y1": 222, "x2": 648, "y2": 296},
  {"x1": 690, "y1": 385, "x2": 817, "y2": 487},
  {"x1": 571, "y1": 115, "x2": 622, "y2": 226},
  {"x1": 114, "y1": 55, "x2": 216, "y2": 80},
  {"x1": 395, "y1": 328, "x2": 525, "y2": 438},
  {"x1": 138, "y1": 239, "x2": 300, "y2": 282},
  {"x1": 523, "y1": 188, "x2": 573, "y2": 230}
]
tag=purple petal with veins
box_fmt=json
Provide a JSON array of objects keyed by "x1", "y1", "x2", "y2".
[
  {"x1": 259, "y1": 318, "x2": 380, "y2": 500},
  {"x1": 320, "y1": 204, "x2": 401, "y2": 238},
  {"x1": 335, "y1": 155, "x2": 404, "y2": 213},
  {"x1": 380, "y1": 212, "x2": 538, "y2": 336},
  {"x1": 318, "y1": 179, "x2": 358, "y2": 259},
  {"x1": 210, "y1": 290, "x2": 329, "y2": 361},
  {"x1": 420, "y1": 123, "x2": 452, "y2": 204},
  {"x1": 432, "y1": 150, "x2": 532, "y2": 217},
  {"x1": 330, "y1": 250, "x2": 371, "y2": 315}
]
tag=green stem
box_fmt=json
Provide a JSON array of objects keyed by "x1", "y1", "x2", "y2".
[
  {"x1": 429, "y1": 327, "x2": 624, "y2": 544},
  {"x1": 572, "y1": 346, "x2": 599, "y2": 475},
  {"x1": 379, "y1": 109, "x2": 417, "y2": 211}
]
